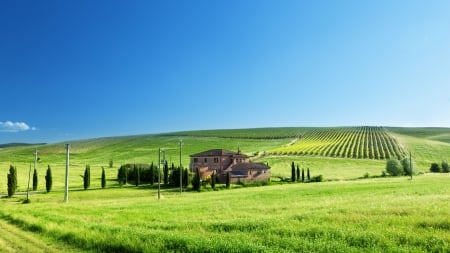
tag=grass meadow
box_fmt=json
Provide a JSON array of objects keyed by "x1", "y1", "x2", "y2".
[{"x1": 0, "y1": 174, "x2": 449, "y2": 252}]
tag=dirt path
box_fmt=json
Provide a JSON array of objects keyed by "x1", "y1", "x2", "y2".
[{"x1": 0, "y1": 219, "x2": 78, "y2": 253}]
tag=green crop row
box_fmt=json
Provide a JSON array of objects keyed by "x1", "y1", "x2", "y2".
[{"x1": 269, "y1": 127, "x2": 408, "y2": 160}]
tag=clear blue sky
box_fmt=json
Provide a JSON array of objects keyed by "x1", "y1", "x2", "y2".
[{"x1": 1, "y1": 0, "x2": 449, "y2": 143}]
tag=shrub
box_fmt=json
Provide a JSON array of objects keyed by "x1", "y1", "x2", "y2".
[
  {"x1": 310, "y1": 175, "x2": 323, "y2": 182},
  {"x1": 442, "y1": 160, "x2": 449, "y2": 173},
  {"x1": 430, "y1": 163, "x2": 441, "y2": 173},
  {"x1": 109, "y1": 159, "x2": 114, "y2": 168},
  {"x1": 386, "y1": 159, "x2": 403, "y2": 176},
  {"x1": 32, "y1": 168, "x2": 38, "y2": 191},
  {"x1": 45, "y1": 165, "x2": 52, "y2": 193}
]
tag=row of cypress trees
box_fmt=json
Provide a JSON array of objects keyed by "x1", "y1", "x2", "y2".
[
  {"x1": 291, "y1": 161, "x2": 310, "y2": 182},
  {"x1": 6, "y1": 165, "x2": 53, "y2": 198}
]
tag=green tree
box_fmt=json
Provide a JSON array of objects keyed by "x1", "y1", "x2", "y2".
[
  {"x1": 430, "y1": 163, "x2": 441, "y2": 173},
  {"x1": 84, "y1": 165, "x2": 91, "y2": 190},
  {"x1": 101, "y1": 167, "x2": 106, "y2": 189},
  {"x1": 291, "y1": 162, "x2": 296, "y2": 182},
  {"x1": 226, "y1": 171, "x2": 231, "y2": 189},
  {"x1": 32, "y1": 168, "x2": 38, "y2": 191},
  {"x1": 307, "y1": 168, "x2": 310, "y2": 181},
  {"x1": 109, "y1": 159, "x2": 114, "y2": 168},
  {"x1": 7, "y1": 165, "x2": 17, "y2": 198},
  {"x1": 442, "y1": 160, "x2": 449, "y2": 173},
  {"x1": 296, "y1": 165, "x2": 300, "y2": 182},
  {"x1": 192, "y1": 168, "x2": 201, "y2": 192},
  {"x1": 149, "y1": 162, "x2": 155, "y2": 185},
  {"x1": 401, "y1": 158, "x2": 412, "y2": 176},
  {"x1": 45, "y1": 165, "x2": 52, "y2": 193},
  {"x1": 386, "y1": 159, "x2": 403, "y2": 176},
  {"x1": 301, "y1": 168, "x2": 305, "y2": 182}
]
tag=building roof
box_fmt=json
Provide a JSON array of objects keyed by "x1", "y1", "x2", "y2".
[
  {"x1": 231, "y1": 162, "x2": 270, "y2": 170},
  {"x1": 190, "y1": 149, "x2": 248, "y2": 158}
]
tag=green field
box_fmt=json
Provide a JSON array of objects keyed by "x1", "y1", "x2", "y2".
[
  {"x1": 1, "y1": 126, "x2": 450, "y2": 252},
  {"x1": 1, "y1": 175, "x2": 449, "y2": 252}
]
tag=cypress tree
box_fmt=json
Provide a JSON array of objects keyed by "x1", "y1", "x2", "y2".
[
  {"x1": 84, "y1": 165, "x2": 91, "y2": 190},
  {"x1": 163, "y1": 161, "x2": 169, "y2": 185},
  {"x1": 307, "y1": 168, "x2": 310, "y2": 181},
  {"x1": 7, "y1": 165, "x2": 17, "y2": 198},
  {"x1": 149, "y1": 162, "x2": 154, "y2": 185},
  {"x1": 33, "y1": 168, "x2": 38, "y2": 191},
  {"x1": 192, "y1": 168, "x2": 201, "y2": 191},
  {"x1": 296, "y1": 165, "x2": 300, "y2": 182},
  {"x1": 211, "y1": 171, "x2": 216, "y2": 189},
  {"x1": 301, "y1": 168, "x2": 305, "y2": 182},
  {"x1": 291, "y1": 162, "x2": 296, "y2": 182},
  {"x1": 101, "y1": 167, "x2": 106, "y2": 189},
  {"x1": 183, "y1": 168, "x2": 189, "y2": 188},
  {"x1": 226, "y1": 171, "x2": 231, "y2": 189},
  {"x1": 45, "y1": 165, "x2": 52, "y2": 193}
]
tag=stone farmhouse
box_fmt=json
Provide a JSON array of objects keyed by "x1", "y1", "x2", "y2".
[{"x1": 189, "y1": 149, "x2": 270, "y2": 183}]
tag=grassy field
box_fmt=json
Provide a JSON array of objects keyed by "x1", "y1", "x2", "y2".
[{"x1": 0, "y1": 174, "x2": 449, "y2": 252}]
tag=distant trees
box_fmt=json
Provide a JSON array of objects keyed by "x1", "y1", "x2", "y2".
[
  {"x1": 307, "y1": 168, "x2": 310, "y2": 181},
  {"x1": 430, "y1": 163, "x2": 442, "y2": 173},
  {"x1": 33, "y1": 168, "x2": 38, "y2": 191},
  {"x1": 118, "y1": 165, "x2": 128, "y2": 186},
  {"x1": 45, "y1": 165, "x2": 52, "y2": 193},
  {"x1": 296, "y1": 165, "x2": 300, "y2": 182},
  {"x1": 183, "y1": 168, "x2": 189, "y2": 188},
  {"x1": 83, "y1": 165, "x2": 91, "y2": 190},
  {"x1": 109, "y1": 159, "x2": 114, "y2": 168},
  {"x1": 7, "y1": 165, "x2": 17, "y2": 198},
  {"x1": 301, "y1": 168, "x2": 305, "y2": 182},
  {"x1": 101, "y1": 167, "x2": 106, "y2": 189}
]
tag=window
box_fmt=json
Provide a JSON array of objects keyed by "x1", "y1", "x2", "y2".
[
  {"x1": 204, "y1": 158, "x2": 207, "y2": 163},
  {"x1": 214, "y1": 157, "x2": 219, "y2": 163},
  {"x1": 193, "y1": 158, "x2": 198, "y2": 163}
]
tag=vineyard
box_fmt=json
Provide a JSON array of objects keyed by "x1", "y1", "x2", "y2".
[{"x1": 269, "y1": 126, "x2": 408, "y2": 160}]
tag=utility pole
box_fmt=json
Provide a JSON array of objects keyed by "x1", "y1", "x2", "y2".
[
  {"x1": 179, "y1": 139, "x2": 183, "y2": 194},
  {"x1": 158, "y1": 148, "x2": 165, "y2": 200},
  {"x1": 64, "y1": 144, "x2": 70, "y2": 203},
  {"x1": 26, "y1": 148, "x2": 37, "y2": 201}
]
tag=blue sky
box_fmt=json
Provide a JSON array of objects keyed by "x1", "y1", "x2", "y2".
[{"x1": 1, "y1": 0, "x2": 449, "y2": 143}]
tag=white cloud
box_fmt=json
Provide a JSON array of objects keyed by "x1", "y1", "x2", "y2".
[{"x1": 0, "y1": 121, "x2": 37, "y2": 132}]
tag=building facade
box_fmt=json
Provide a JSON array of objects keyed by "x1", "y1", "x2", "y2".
[{"x1": 189, "y1": 149, "x2": 270, "y2": 183}]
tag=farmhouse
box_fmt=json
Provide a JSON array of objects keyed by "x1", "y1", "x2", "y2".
[{"x1": 189, "y1": 149, "x2": 270, "y2": 183}]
